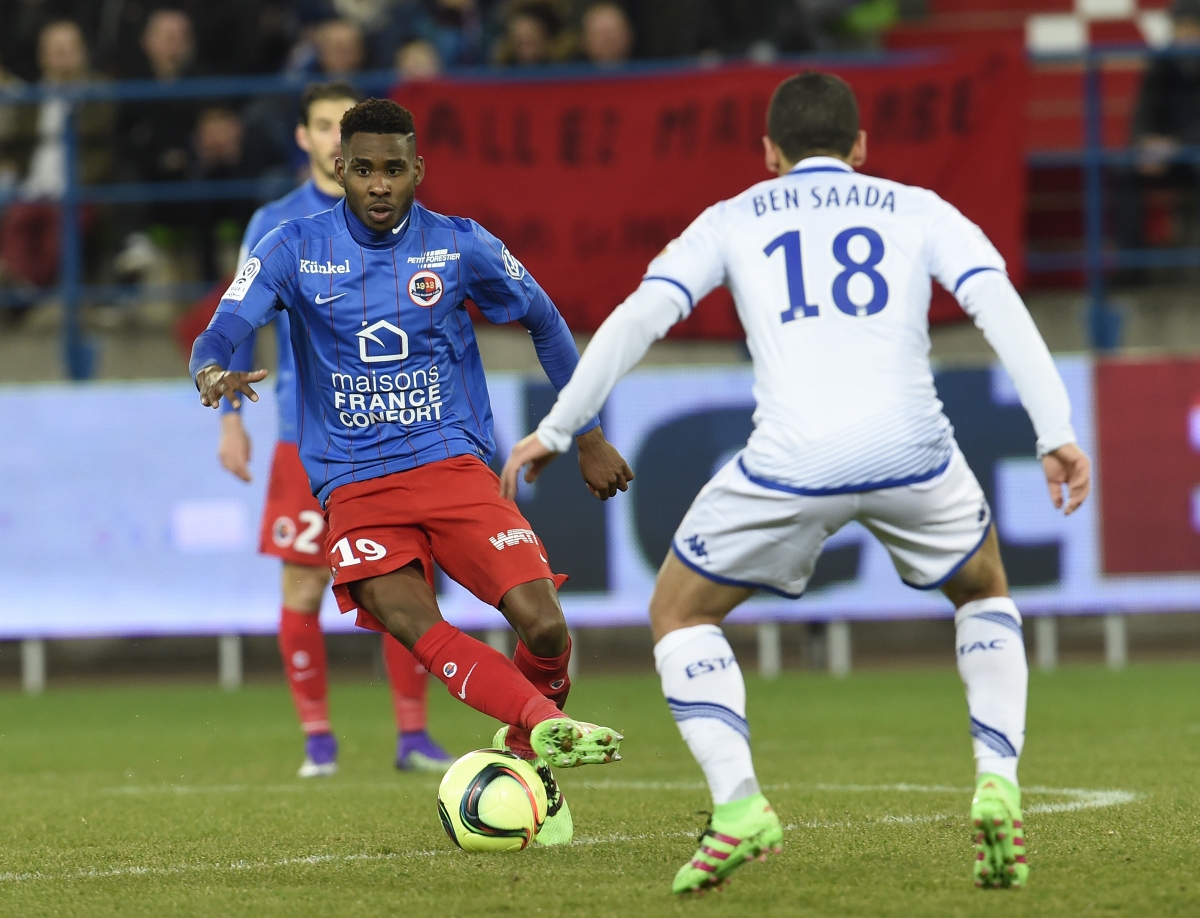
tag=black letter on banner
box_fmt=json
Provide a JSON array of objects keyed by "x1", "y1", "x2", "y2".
[
  {"x1": 560, "y1": 107, "x2": 585, "y2": 165},
  {"x1": 480, "y1": 109, "x2": 504, "y2": 163},
  {"x1": 937, "y1": 367, "x2": 1060, "y2": 586},
  {"x1": 630, "y1": 407, "x2": 861, "y2": 591},
  {"x1": 509, "y1": 383, "x2": 607, "y2": 591},
  {"x1": 427, "y1": 103, "x2": 466, "y2": 152},
  {"x1": 513, "y1": 109, "x2": 535, "y2": 164},
  {"x1": 870, "y1": 90, "x2": 901, "y2": 143},
  {"x1": 950, "y1": 77, "x2": 972, "y2": 134},
  {"x1": 711, "y1": 97, "x2": 739, "y2": 147},
  {"x1": 909, "y1": 83, "x2": 940, "y2": 141},
  {"x1": 596, "y1": 108, "x2": 619, "y2": 164},
  {"x1": 656, "y1": 103, "x2": 698, "y2": 156}
]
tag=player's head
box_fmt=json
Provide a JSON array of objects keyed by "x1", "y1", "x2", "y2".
[
  {"x1": 764, "y1": 72, "x2": 867, "y2": 175},
  {"x1": 335, "y1": 98, "x2": 424, "y2": 233},
  {"x1": 297, "y1": 81, "x2": 364, "y2": 187}
]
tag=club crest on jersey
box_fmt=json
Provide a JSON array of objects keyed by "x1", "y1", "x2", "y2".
[
  {"x1": 222, "y1": 257, "x2": 260, "y2": 302},
  {"x1": 409, "y1": 270, "x2": 443, "y2": 306},
  {"x1": 501, "y1": 246, "x2": 524, "y2": 280},
  {"x1": 443, "y1": 662, "x2": 458, "y2": 678}
]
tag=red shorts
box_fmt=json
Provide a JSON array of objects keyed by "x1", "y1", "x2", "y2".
[
  {"x1": 258, "y1": 442, "x2": 327, "y2": 568},
  {"x1": 323, "y1": 455, "x2": 568, "y2": 633}
]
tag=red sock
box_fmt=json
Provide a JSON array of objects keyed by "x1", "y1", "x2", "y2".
[
  {"x1": 506, "y1": 638, "x2": 572, "y2": 758},
  {"x1": 412, "y1": 622, "x2": 562, "y2": 732},
  {"x1": 382, "y1": 634, "x2": 428, "y2": 733},
  {"x1": 278, "y1": 607, "x2": 330, "y2": 735}
]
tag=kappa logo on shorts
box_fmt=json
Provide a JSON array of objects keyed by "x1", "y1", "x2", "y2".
[
  {"x1": 683, "y1": 534, "x2": 709, "y2": 561},
  {"x1": 408, "y1": 270, "x2": 443, "y2": 307},
  {"x1": 489, "y1": 528, "x2": 539, "y2": 550},
  {"x1": 443, "y1": 662, "x2": 458, "y2": 678}
]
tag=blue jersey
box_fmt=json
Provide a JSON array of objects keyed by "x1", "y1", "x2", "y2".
[
  {"x1": 221, "y1": 179, "x2": 341, "y2": 443},
  {"x1": 191, "y1": 200, "x2": 596, "y2": 505}
]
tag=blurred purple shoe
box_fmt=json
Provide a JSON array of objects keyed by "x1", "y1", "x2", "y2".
[
  {"x1": 298, "y1": 732, "x2": 338, "y2": 778},
  {"x1": 396, "y1": 731, "x2": 453, "y2": 773}
]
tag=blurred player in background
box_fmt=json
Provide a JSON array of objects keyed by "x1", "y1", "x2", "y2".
[
  {"x1": 191, "y1": 99, "x2": 630, "y2": 846},
  {"x1": 504, "y1": 72, "x2": 1091, "y2": 892},
  {"x1": 218, "y1": 82, "x2": 453, "y2": 778}
]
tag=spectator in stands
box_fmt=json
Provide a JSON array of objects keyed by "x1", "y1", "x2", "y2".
[
  {"x1": 377, "y1": 0, "x2": 489, "y2": 71},
  {"x1": 188, "y1": 106, "x2": 256, "y2": 281},
  {"x1": 0, "y1": 1, "x2": 101, "y2": 83},
  {"x1": 113, "y1": 9, "x2": 201, "y2": 278},
  {"x1": 0, "y1": 19, "x2": 112, "y2": 298},
  {"x1": 579, "y1": 2, "x2": 633, "y2": 65},
  {"x1": 289, "y1": 18, "x2": 367, "y2": 76},
  {"x1": 395, "y1": 40, "x2": 444, "y2": 81},
  {"x1": 493, "y1": 0, "x2": 576, "y2": 66},
  {"x1": 1115, "y1": 0, "x2": 1200, "y2": 257}
]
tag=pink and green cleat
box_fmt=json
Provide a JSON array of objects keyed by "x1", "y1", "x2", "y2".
[
  {"x1": 672, "y1": 794, "x2": 783, "y2": 894},
  {"x1": 972, "y1": 773, "x2": 1028, "y2": 888}
]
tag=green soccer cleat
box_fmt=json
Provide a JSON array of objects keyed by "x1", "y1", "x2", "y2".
[
  {"x1": 971, "y1": 773, "x2": 1028, "y2": 889},
  {"x1": 492, "y1": 726, "x2": 574, "y2": 846},
  {"x1": 529, "y1": 717, "x2": 622, "y2": 769},
  {"x1": 672, "y1": 794, "x2": 783, "y2": 894}
]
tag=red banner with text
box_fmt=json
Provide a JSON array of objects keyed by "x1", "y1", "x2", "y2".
[{"x1": 392, "y1": 49, "x2": 1026, "y2": 338}]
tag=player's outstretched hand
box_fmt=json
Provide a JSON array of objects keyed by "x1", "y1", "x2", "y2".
[
  {"x1": 1043, "y1": 442, "x2": 1091, "y2": 515},
  {"x1": 575, "y1": 427, "x2": 634, "y2": 501},
  {"x1": 500, "y1": 432, "x2": 557, "y2": 501},
  {"x1": 219, "y1": 413, "x2": 253, "y2": 482},
  {"x1": 197, "y1": 366, "x2": 268, "y2": 410}
]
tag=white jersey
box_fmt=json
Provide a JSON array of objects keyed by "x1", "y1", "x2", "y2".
[
  {"x1": 536, "y1": 156, "x2": 1075, "y2": 485},
  {"x1": 645, "y1": 156, "x2": 1004, "y2": 493}
]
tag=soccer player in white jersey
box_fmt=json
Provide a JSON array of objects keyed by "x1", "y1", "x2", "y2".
[{"x1": 502, "y1": 72, "x2": 1091, "y2": 893}]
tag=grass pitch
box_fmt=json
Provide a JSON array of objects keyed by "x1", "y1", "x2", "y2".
[{"x1": 0, "y1": 663, "x2": 1197, "y2": 917}]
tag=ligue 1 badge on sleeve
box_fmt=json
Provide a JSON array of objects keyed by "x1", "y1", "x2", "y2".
[
  {"x1": 501, "y1": 246, "x2": 525, "y2": 280},
  {"x1": 409, "y1": 270, "x2": 444, "y2": 307},
  {"x1": 223, "y1": 257, "x2": 261, "y2": 302}
]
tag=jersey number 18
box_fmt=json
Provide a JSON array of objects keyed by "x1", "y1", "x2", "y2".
[{"x1": 765, "y1": 227, "x2": 889, "y2": 324}]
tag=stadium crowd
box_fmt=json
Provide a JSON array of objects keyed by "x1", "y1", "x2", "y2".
[{"x1": 0, "y1": 0, "x2": 896, "y2": 307}]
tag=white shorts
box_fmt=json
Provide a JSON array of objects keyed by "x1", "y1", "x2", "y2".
[{"x1": 671, "y1": 447, "x2": 990, "y2": 598}]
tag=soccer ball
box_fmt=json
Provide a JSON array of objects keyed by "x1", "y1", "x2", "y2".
[{"x1": 437, "y1": 749, "x2": 547, "y2": 852}]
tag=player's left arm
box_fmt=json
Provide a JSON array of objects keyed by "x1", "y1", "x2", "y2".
[
  {"x1": 930, "y1": 200, "x2": 1091, "y2": 514},
  {"x1": 463, "y1": 223, "x2": 633, "y2": 500}
]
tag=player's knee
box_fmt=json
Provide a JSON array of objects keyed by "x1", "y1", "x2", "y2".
[
  {"x1": 500, "y1": 580, "x2": 567, "y2": 656},
  {"x1": 282, "y1": 563, "x2": 328, "y2": 612},
  {"x1": 942, "y1": 529, "x2": 1009, "y2": 606}
]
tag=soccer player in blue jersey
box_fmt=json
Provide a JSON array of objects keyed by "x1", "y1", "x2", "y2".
[
  {"x1": 190, "y1": 98, "x2": 633, "y2": 845},
  {"x1": 217, "y1": 83, "x2": 454, "y2": 778}
]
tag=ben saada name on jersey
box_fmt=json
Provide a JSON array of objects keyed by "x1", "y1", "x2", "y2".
[{"x1": 192, "y1": 199, "x2": 597, "y2": 506}]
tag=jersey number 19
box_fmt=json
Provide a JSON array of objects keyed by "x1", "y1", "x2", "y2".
[{"x1": 766, "y1": 226, "x2": 889, "y2": 324}]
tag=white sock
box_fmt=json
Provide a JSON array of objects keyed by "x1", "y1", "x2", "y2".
[
  {"x1": 654, "y1": 624, "x2": 760, "y2": 805},
  {"x1": 955, "y1": 597, "x2": 1028, "y2": 786}
]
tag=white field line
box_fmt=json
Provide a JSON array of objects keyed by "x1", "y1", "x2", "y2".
[{"x1": 5, "y1": 781, "x2": 1137, "y2": 886}]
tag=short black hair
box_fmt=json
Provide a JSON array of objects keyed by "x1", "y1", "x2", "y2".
[
  {"x1": 300, "y1": 81, "x2": 364, "y2": 125},
  {"x1": 339, "y1": 98, "x2": 416, "y2": 146},
  {"x1": 767, "y1": 71, "x2": 859, "y2": 163}
]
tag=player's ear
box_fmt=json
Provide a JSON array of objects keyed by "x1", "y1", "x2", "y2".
[
  {"x1": 414, "y1": 154, "x2": 425, "y2": 187},
  {"x1": 295, "y1": 123, "x2": 311, "y2": 155},
  {"x1": 762, "y1": 135, "x2": 780, "y2": 175},
  {"x1": 849, "y1": 130, "x2": 867, "y2": 169},
  {"x1": 333, "y1": 155, "x2": 345, "y2": 188}
]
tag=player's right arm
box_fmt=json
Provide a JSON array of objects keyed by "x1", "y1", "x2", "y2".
[
  {"x1": 500, "y1": 205, "x2": 726, "y2": 497},
  {"x1": 927, "y1": 197, "x2": 1091, "y2": 514},
  {"x1": 190, "y1": 226, "x2": 295, "y2": 410},
  {"x1": 216, "y1": 216, "x2": 271, "y2": 481}
]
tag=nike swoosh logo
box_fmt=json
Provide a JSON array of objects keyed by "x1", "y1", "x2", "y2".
[
  {"x1": 314, "y1": 292, "x2": 346, "y2": 304},
  {"x1": 456, "y1": 662, "x2": 478, "y2": 700}
]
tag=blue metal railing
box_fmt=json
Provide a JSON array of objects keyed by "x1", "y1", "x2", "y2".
[{"x1": 1, "y1": 50, "x2": 1187, "y2": 377}]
